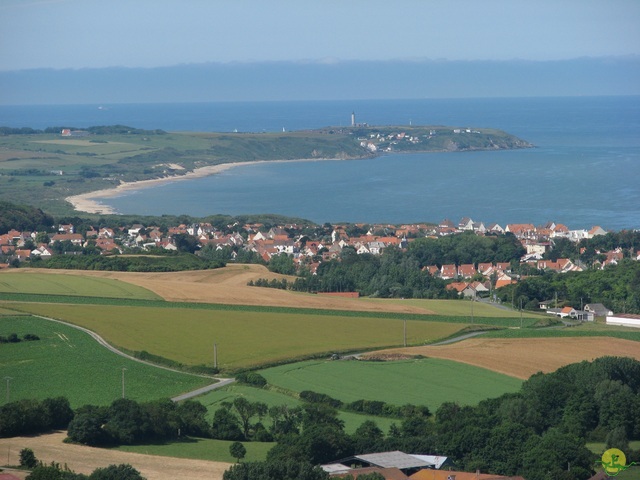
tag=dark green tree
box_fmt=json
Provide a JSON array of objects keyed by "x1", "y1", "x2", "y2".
[
  {"x1": 176, "y1": 400, "x2": 210, "y2": 437},
  {"x1": 19, "y1": 447, "x2": 38, "y2": 468},
  {"x1": 67, "y1": 411, "x2": 107, "y2": 446},
  {"x1": 231, "y1": 397, "x2": 268, "y2": 439},
  {"x1": 172, "y1": 233, "x2": 199, "y2": 253},
  {"x1": 352, "y1": 420, "x2": 384, "y2": 454},
  {"x1": 268, "y1": 252, "x2": 296, "y2": 274},
  {"x1": 211, "y1": 406, "x2": 243, "y2": 441},
  {"x1": 103, "y1": 398, "x2": 148, "y2": 445},
  {"x1": 42, "y1": 396, "x2": 74, "y2": 430},
  {"x1": 229, "y1": 441, "x2": 247, "y2": 462}
]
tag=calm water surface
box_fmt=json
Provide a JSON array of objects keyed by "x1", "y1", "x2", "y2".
[{"x1": 2, "y1": 97, "x2": 638, "y2": 229}]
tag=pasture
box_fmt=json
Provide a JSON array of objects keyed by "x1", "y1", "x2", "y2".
[
  {"x1": 258, "y1": 357, "x2": 523, "y2": 409},
  {"x1": 114, "y1": 436, "x2": 274, "y2": 463},
  {"x1": 6, "y1": 302, "x2": 465, "y2": 371},
  {"x1": 0, "y1": 271, "x2": 161, "y2": 300},
  {"x1": 0, "y1": 315, "x2": 211, "y2": 406}
]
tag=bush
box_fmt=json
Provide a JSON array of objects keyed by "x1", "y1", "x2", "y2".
[
  {"x1": 19, "y1": 447, "x2": 38, "y2": 468},
  {"x1": 235, "y1": 372, "x2": 267, "y2": 387},
  {"x1": 299, "y1": 391, "x2": 343, "y2": 408}
]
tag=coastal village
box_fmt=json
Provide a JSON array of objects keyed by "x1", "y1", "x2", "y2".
[{"x1": 2, "y1": 216, "x2": 639, "y2": 328}]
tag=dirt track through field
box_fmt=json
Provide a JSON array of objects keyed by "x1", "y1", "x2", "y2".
[
  {"x1": 363, "y1": 337, "x2": 640, "y2": 379},
  {"x1": 14, "y1": 266, "x2": 436, "y2": 314},
  {"x1": 0, "y1": 432, "x2": 231, "y2": 480}
]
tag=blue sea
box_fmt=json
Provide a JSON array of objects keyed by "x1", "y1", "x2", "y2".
[{"x1": 1, "y1": 97, "x2": 639, "y2": 230}]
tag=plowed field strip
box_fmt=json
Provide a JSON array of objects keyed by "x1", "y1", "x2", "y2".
[{"x1": 363, "y1": 337, "x2": 640, "y2": 379}]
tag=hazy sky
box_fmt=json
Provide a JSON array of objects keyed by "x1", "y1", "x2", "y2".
[{"x1": 1, "y1": 0, "x2": 639, "y2": 71}]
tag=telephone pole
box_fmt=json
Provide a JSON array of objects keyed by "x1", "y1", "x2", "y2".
[
  {"x1": 4, "y1": 377, "x2": 11, "y2": 403},
  {"x1": 121, "y1": 368, "x2": 126, "y2": 399},
  {"x1": 403, "y1": 319, "x2": 407, "y2": 347}
]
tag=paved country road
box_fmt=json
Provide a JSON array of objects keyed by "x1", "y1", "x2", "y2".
[{"x1": 32, "y1": 314, "x2": 235, "y2": 400}]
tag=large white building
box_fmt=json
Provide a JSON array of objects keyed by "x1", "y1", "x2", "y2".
[{"x1": 606, "y1": 313, "x2": 640, "y2": 328}]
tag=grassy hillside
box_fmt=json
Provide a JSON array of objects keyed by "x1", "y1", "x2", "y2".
[{"x1": 0, "y1": 315, "x2": 211, "y2": 406}]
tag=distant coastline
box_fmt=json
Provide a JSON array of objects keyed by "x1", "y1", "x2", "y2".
[{"x1": 65, "y1": 157, "x2": 352, "y2": 214}]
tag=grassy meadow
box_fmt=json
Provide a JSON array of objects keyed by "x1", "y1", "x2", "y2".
[
  {"x1": 0, "y1": 315, "x2": 211, "y2": 407},
  {"x1": 0, "y1": 272, "x2": 162, "y2": 300},
  {"x1": 6, "y1": 302, "x2": 465, "y2": 371},
  {"x1": 114, "y1": 436, "x2": 274, "y2": 463},
  {"x1": 259, "y1": 358, "x2": 523, "y2": 409}
]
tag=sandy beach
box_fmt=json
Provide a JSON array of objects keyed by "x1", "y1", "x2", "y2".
[
  {"x1": 65, "y1": 161, "x2": 256, "y2": 214},
  {"x1": 65, "y1": 156, "x2": 360, "y2": 215}
]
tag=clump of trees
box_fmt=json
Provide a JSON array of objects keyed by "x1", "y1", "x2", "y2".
[
  {"x1": 66, "y1": 398, "x2": 209, "y2": 446},
  {"x1": 0, "y1": 332, "x2": 40, "y2": 343},
  {"x1": 0, "y1": 397, "x2": 73, "y2": 438}
]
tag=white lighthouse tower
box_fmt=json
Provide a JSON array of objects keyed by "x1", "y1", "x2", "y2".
[{"x1": 351, "y1": 111, "x2": 355, "y2": 127}]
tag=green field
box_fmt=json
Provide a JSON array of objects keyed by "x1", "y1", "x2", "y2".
[
  {"x1": 259, "y1": 358, "x2": 523, "y2": 410},
  {"x1": 0, "y1": 272, "x2": 162, "y2": 300},
  {"x1": 7, "y1": 303, "x2": 466, "y2": 370},
  {"x1": 114, "y1": 436, "x2": 274, "y2": 463},
  {"x1": 0, "y1": 315, "x2": 211, "y2": 407}
]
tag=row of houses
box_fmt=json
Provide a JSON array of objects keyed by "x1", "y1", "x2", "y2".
[{"x1": 1, "y1": 217, "x2": 637, "y2": 274}]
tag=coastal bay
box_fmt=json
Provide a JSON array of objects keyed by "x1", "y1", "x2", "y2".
[
  {"x1": 0, "y1": 122, "x2": 529, "y2": 216},
  {"x1": 2, "y1": 96, "x2": 638, "y2": 229}
]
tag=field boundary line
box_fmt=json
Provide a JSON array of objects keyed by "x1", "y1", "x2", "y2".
[{"x1": 30, "y1": 314, "x2": 234, "y2": 400}]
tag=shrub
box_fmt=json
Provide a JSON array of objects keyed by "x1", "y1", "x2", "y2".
[{"x1": 235, "y1": 372, "x2": 267, "y2": 387}]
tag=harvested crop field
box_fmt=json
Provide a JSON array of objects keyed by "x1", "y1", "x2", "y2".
[
  {"x1": 13, "y1": 266, "x2": 436, "y2": 314},
  {"x1": 363, "y1": 337, "x2": 640, "y2": 379},
  {"x1": 0, "y1": 432, "x2": 231, "y2": 480}
]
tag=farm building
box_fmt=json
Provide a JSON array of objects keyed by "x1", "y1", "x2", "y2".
[
  {"x1": 606, "y1": 313, "x2": 640, "y2": 328},
  {"x1": 323, "y1": 451, "x2": 460, "y2": 478},
  {"x1": 323, "y1": 451, "x2": 434, "y2": 477}
]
